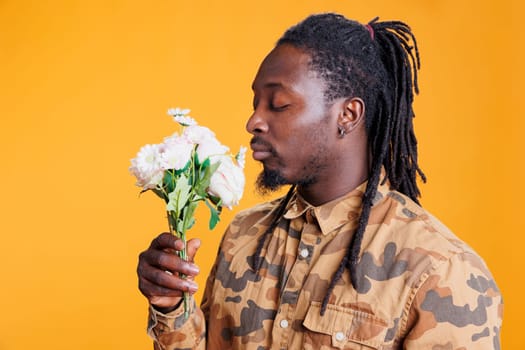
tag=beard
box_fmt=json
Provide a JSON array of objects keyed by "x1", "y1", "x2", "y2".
[
  {"x1": 255, "y1": 165, "x2": 319, "y2": 196},
  {"x1": 252, "y1": 130, "x2": 328, "y2": 196},
  {"x1": 255, "y1": 168, "x2": 289, "y2": 196}
]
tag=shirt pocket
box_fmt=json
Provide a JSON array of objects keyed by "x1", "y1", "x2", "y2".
[{"x1": 302, "y1": 302, "x2": 389, "y2": 350}]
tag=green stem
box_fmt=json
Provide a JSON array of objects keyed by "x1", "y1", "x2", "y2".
[{"x1": 167, "y1": 210, "x2": 190, "y2": 320}]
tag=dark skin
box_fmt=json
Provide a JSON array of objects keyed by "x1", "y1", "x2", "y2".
[{"x1": 137, "y1": 44, "x2": 369, "y2": 311}]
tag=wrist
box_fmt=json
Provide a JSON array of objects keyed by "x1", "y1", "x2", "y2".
[{"x1": 151, "y1": 298, "x2": 183, "y2": 314}]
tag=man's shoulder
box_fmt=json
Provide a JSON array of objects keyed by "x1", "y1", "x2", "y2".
[
  {"x1": 374, "y1": 192, "x2": 503, "y2": 348},
  {"x1": 234, "y1": 196, "x2": 282, "y2": 220},
  {"x1": 369, "y1": 189, "x2": 482, "y2": 267},
  {"x1": 227, "y1": 195, "x2": 284, "y2": 232},
  {"x1": 364, "y1": 189, "x2": 498, "y2": 307}
]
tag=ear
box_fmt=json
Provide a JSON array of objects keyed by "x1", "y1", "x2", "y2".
[{"x1": 337, "y1": 97, "x2": 365, "y2": 134}]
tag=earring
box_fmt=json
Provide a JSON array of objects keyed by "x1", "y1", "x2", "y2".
[{"x1": 338, "y1": 126, "x2": 346, "y2": 138}]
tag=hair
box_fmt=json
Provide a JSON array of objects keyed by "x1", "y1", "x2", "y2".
[{"x1": 252, "y1": 13, "x2": 427, "y2": 316}]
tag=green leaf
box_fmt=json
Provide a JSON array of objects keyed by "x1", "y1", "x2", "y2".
[
  {"x1": 166, "y1": 174, "x2": 192, "y2": 217},
  {"x1": 194, "y1": 150, "x2": 213, "y2": 168},
  {"x1": 196, "y1": 161, "x2": 220, "y2": 197},
  {"x1": 208, "y1": 194, "x2": 221, "y2": 205},
  {"x1": 175, "y1": 201, "x2": 198, "y2": 233},
  {"x1": 205, "y1": 199, "x2": 221, "y2": 230},
  {"x1": 176, "y1": 219, "x2": 184, "y2": 235},
  {"x1": 167, "y1": 211, "x2": 178, "y2": 231},
  {"x1": 201, "y1": 157, "x2": 210, "y2": 169},
  {"x1": 162, "y1": 170, "x2": 177, "y2": 193},
  {"x1": 186, "y1": 217, "x2": 196, "y2": 230},
  {"x1": 183, "y1": 201, "x2": 198, "y2": 225}
]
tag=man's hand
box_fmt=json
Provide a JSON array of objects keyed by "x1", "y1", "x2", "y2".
[{"x1": 137, "y1": 233, "x2": 201, "y2": 313}]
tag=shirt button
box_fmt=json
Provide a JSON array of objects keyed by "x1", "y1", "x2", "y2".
[
  {"x1": 335, "y1": 331, "x2": 345, "y2": 342},
  {"x1": 300, "y1": 248, "x2": 309, "y2": 258},
  {"x1": 280, "y1": 319, "x2": 289, "y2": 328}
]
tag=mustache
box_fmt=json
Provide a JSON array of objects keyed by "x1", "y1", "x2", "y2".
[{"x1": 250, "y1": 136, "x2": 278, "y2": 157}]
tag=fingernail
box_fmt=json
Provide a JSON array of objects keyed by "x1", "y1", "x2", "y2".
[
  {"x1": 189, "y1": 264, "x2": 200, "y2": 274},
  {"x1": 188, "y1": 281, "x2": 198, "y2": 293}
]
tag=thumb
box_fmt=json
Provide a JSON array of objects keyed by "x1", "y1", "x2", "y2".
[{"x1": 186, "y1": 238, "x2": 201, "y2": 262}]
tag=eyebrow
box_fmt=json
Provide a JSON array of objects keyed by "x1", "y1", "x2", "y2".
[{"x1": 252, "y1": 81, "x2": 286, "y2": 91}]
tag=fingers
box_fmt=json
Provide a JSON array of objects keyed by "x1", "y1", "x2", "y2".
[
  {"x1": 138, "y1": 277, "x2": 185, "y2": 309},
  {"x1": 138, "y1": 275, "x2": 191, "y2": 297},
  {"x1": 149, "y1": 234, "x2": 201, "y2": 263},
  {"x1": 145, "y1": 233, "x2": 200, "y2": 273},
  {"x1": 139, "y1": 247, "x2": 200, "y2": 276},
  {"x1": 138, "y1": 258, "x2": 199, "y2": 308},
  {"x1": 138, "y1": 261, "x2": 199, "y2": 293},
  {"x1": 138, "y1": 272, "x2": 198, "y2": 296},
  {"x1": 137, "y1": 233, "x2": 202, "y2": 309},
  {"x1": 149, "y1": 232, "x2": 184, "y2": 251},
  {"x1": 186, "y1": 238, "x2": 201, "y2": 262}
]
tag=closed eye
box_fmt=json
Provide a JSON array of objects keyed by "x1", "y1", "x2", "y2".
[{"x1": 270, "y1": 103, "x2": 290, "y2": 111}]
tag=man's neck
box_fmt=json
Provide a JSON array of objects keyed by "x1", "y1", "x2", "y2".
[{"x1": 297, "y1": 167, "x2": 369, "y2": 207}]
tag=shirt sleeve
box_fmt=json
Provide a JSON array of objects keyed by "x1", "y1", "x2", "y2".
[
  {"x1": 146, "y1": 236, "x2": 222, "y2": 350},
  {"x1": 403, "y1": 250, "x2": 503, "y2": 349},
  {"x1": 146, "y1": 298, "x2": 206, "y2": 350}
]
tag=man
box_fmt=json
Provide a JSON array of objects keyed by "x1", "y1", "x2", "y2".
[{"x1": 137, "y1": 13, "x2": 502, "y2": 349}]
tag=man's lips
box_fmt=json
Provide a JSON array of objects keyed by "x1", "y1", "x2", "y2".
[{"x1": 250, "y1": 138, "x2": 275, "y2": 161}]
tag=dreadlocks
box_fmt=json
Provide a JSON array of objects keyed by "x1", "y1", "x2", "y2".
[{"x1": 253, "y1": 13, "x2": 427, "y2": 316}]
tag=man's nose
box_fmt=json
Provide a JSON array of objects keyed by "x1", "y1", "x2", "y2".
[{"x1": 246, "y1": 109, "x2": 269, "y2": 135}]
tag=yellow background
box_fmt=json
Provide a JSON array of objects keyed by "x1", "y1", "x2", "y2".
[{"x1": 0, "y1": 0, "x2": 522, "y2": 348}]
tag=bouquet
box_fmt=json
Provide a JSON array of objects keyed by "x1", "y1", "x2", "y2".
[{"x1": 130, "y1": 108, "x2": 246, "y2": 318}]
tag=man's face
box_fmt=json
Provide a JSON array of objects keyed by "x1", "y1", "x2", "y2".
[{"x1": 246, "y1": 44, "x2": 339, "y2": 193}]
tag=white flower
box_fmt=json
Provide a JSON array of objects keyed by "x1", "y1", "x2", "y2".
[
  {"x1": 183, "y1": 125, "x2": 216, "y2": 144},
  {"x1": 235, "y1": 146, "x2": 247, "y2": 169},
  {"x1": 160, "y1": 134, "x2": 194, "y2": 170},
  {"x1": 208, "y1": 156, "x2": 245, "y2": 209},
  {"x1": 167, "y1": 107, "x2": 190, "y2": 116},
  {"x1": 183, "y1": 125, "x2": 229, "y2": 163},
  {"x1": 196, "y1": 138, "x2": 229, "y2": 164},
  {"x1": 174, "y1": 115, "x2": 197, "y2": 126},
  {"x1": 129, "y1": 143, "x2": 164, "y2": 189},
  {"x1": 167, "y1": 107, "x2": 196, "y2": 126}
]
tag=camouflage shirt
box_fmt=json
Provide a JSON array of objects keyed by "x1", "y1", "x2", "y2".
[{"x1": 148, "y1": 180, "x2": 503, "y2": 349}]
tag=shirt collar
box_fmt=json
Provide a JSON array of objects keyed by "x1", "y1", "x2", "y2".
[
  {"x1": 283, "y1": 182, "x2": 367, "y2": 235},
  {"x1": 282, "y1": 171, "x2": 392, "y2": 235}
]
